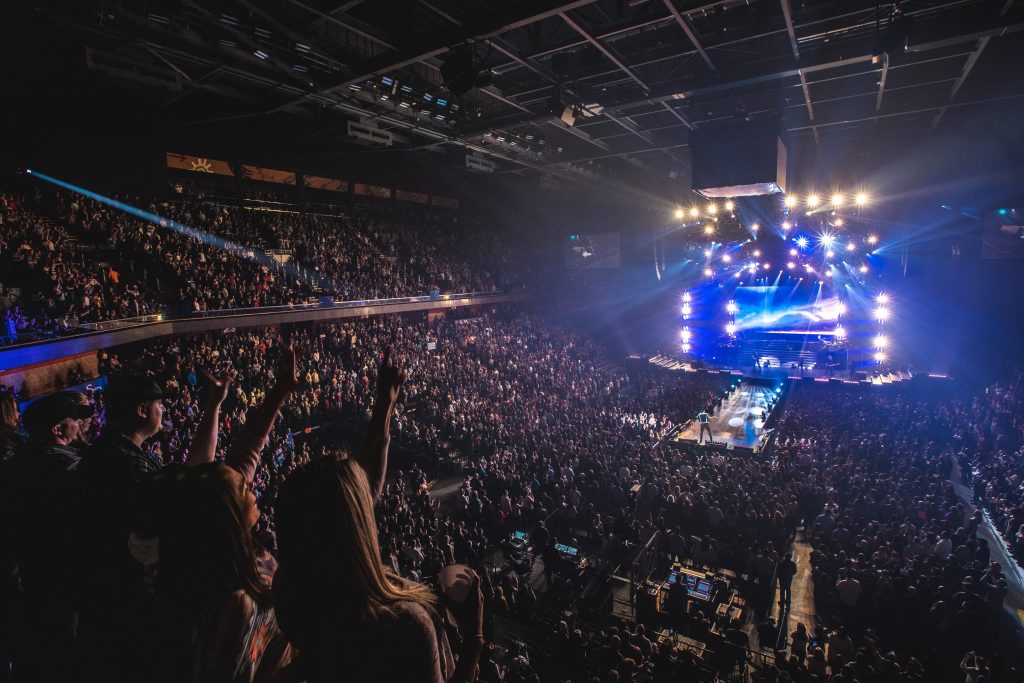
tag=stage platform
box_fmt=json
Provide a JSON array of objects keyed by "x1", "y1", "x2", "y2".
[{"x1": 674, "y1": 382, "x2": 777, "y2": 452}]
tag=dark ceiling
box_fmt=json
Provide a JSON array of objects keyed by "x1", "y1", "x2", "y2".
[{"x1": 4, "y1": 0, "x2": 1024, "y2": 197}]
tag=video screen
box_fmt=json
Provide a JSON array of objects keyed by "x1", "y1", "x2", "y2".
[
  {"x1": 982, "y1": 209, "x2": 1024, "y2": 259},
  {"x1": 565, "y1": 232, "x2": 621, "y2": 268},
  {"x1": 732, "y1": 285, "x2": 844, "y2": 334}
]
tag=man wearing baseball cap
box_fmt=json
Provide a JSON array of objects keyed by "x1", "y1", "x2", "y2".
[
  {"x1": 3, "y1": 392, "x2": 93, "y2": 681},
  {"x1": 72, "y1": 373, "x2": 175, "y2": 682}
]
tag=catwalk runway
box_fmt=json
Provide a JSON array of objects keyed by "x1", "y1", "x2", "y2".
[{"x1": 675, "y1": 383, "x2": 777, "y2": 450}]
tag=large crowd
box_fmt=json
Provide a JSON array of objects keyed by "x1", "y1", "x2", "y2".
[
  {"x1": 2, "y1": 183, "x2": 1024, "y2": 683},
  {"x1": 0, "y1": 187, "x2": 527, "y2": 345}
]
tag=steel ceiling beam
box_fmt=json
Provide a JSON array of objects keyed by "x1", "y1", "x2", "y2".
[
  {"x1": 930, "y1": 36, "x2": 990, "y2": 131},
  {"x1": 875, "y1": 53, "x2": 889, "y2": 113},
  {"x1": 604, "y1": 19, "x2": 1024, "y2": 115},
  {"x1": 661, "y1": 0, "x2": 716, "y2": 73},
  {"x1": 779, "y1": 0, "x2": 800, "y2": 59},
  {"x1": 558, "y1": 12, "x2": 650, "y2": 92},
  {"x1": 798, "y1": 70, "x2": 820, "y2": 146}
]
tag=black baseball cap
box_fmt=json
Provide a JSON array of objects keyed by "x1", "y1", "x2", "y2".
[
  {"x1": 22, "y1": 393, "x2": 94, "y2": 436},
  {"x1": 104, "y1": 374, "x2": 176, "y2": 410}
]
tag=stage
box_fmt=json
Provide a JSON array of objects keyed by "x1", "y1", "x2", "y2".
[{"x1": 674, "y1": 382, "x2": 778, "y2": 452}]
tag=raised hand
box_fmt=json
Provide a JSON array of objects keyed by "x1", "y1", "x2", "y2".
[
  {"x1": 376, "y1": 347, "x2": 406, "y2": 408},
  {"x1": 274, "y1": 345, "x2": 300, "y2": 394},
  {"x1": 198, "y1": 368, "x2": 233, "y2": 406}
]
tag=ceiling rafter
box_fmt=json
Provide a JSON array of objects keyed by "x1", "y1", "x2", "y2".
[
  {"x1": 661, "y1": 0, "x2": 716, "y2": 73},
  {"x1": 930, "y1": 36, "x2": 991, "y2": 132}
]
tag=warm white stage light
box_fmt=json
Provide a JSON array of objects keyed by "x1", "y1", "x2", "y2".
[
  {"x1": 832, "y1": 193, "x2": 843, "y2": 207},
  {"x1": 826, "y1": 250, "x2": 835, "y2": 259},
  {"x1": 859, "y1": 265, "x2": 869, "y2": 274},
  {"x1": 722, "y1": 254, "x2": 732, "y2": 263},
  {"x1": 807, "y1": 194, "x2": 820, "y2": 208},
  {"x1": 790, "y1": 248, "x2": 798, "y2": 256},
  {"x1": 787, "y1": 262, "x2": 796, "y2": 269},
  {"x1": 782, "y1": 221, "x2": 792, "y2": 230},
  {"x1": 875, "y1": 335, "x2": 888, "y2": 348},
  {"x1": 876, "y1": 293, "x2": 889, "y2": 304},
  {"x1": 690, "y1": 207, "x2": 700, "y2": 218},
  {"x1": 707, "y1": 203, "x2": 718, "y2": 215},
  {"x1": 704, "y1": 226, "x2": 715, "y2": 235},
  {"x1": 856, "y1": 193, "x2": 868, "y2": 206},
  {"x1": 751, "y1": 223, "x2": 760, "y2": 232},
  {"x1": 874, "y1": 351, "x2": 886, "y2": 362},
  {"x1": 724, "y1": 200, "x2": 734, "y2": 211},
  {"x1": 875, "y1": 307, "x2": 890, "y2": 321},
  {"x1": 753, "y1": 249, "x2": 761, "y2": 257},
  {"x1": 675, "y1": 208, "x2": 684, "y2": 219},
  {"x1": 835, "y1": 218, "x2": 844, "y2": 227},
  {"x1": 784, "y1": 195, "x2": 797, "y2": 208},
  {"x1": 682, "y1": 292, "x2": 692, "y2": 302},
  {"x1": 867, "y1": 234, "x2": 879, "y2": 245},
  {"x1": 726, "y1": 323, "x2": 737, "y2": 335},
  {"x1": 704, "y1": 249, "x2": 712, "y2": 257},
  {"x1": 846, "y1": 242, "x2": 856, "y2": 252},
  {"x1": 820, "y1": 233, "x2": 835, "y2": 247},
  {"x1": 704, "y1": 268, "x2": 714, "y2": 276}
]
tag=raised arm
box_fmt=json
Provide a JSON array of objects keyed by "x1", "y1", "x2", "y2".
[
  {"x1": 357, "y1": 348, "x2": 405, "y2": 501},
  {"x1": 225, "y1": 346, "x2": 300, "y2": 484},
  {"x1": 186, "y1": 369, "x2": 233, "y2": 466}
]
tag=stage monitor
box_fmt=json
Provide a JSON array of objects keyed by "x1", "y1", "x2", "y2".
[
  {"x1": 733, "y1": 285, "x2": 844, "y2": 334},
  {"x1": 554, "y1": 543, "x2": 579, "y2": 557},
  {"x1": 982, "y1": 208, "x2": 1024, "y2": 259},
  {"x1": 513, "y1": 530, "x2": 529, "y2": 541}
]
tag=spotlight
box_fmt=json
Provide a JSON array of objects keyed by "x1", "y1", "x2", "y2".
[
  {"x1": 875, "y1": 334, "x2": 888, "y2": 348},
  {"x1": 856, "y1": 193, "x2": 868, "y2": 206},
  {"x1": 784, "y1": 195, "x2": 797, "y2": 208},
  {"x1": 707, "y1": 203, "x2": 718, "y2": 215},
  {"x1": 704, "y1": 268, "x2": 714, "y2": 276},
  {"x1": 724, "y1": 200, "x2": 734, "y2": 211},
  {"x1": 859, "y1": 265, "x2": 869, "y2": 274},
  {"x1": 787, "y1": 261, "x2": 796, "y2": 269},
  {"x1": 796, "y1": 236, "x2": 809, "y2": 249},
  {"x1": 875, "y1": 307, "x2": 890, "y2": 321},
  {"x1": 726, "y1": 301, "x2": 738, "y2": 314},
  {"x1": 826, "y1": 250, "x2": 835, "y2": 259},
  {"x1": 682, "y1": 292, "x2": 692, "y2": 302},
  {"x1": 836, "y1": 303, "x2": 847, "y2": 315},
  {"x1": 704, "y1": 249, "x2": 712, "y2": 257},
  {"x1": 722, "y1": 254, "x2": 732, "y2": 263},
  {"x1": 753, "y1": 250, "x2": 761, "y2": 258},
  {"x1": 876, "y1": 293, "x2": 889, "y2": 304},
  {"x1": 874, "y1": 351, "x2": 886, "y2": 362},
  {"x1": 804, "y1": 264, "x2": 814, "y2": 273},
  {"x1": 681, "y1": 305, "x2": 692, "y2": 315},
  {"x1": 825, "y1": 270, "x2": 833, "y2": 277},
  {"x1": 690, "y1": 207, "x2": 700, "y2": 218},
  {"x1": 682, "y1": 343, "x2": 691, "y2": 353},
  {"x1": 835, "y1": 325, "x2": 846, "y2": 339},
  {"x1": 820, "y1": 233, "x2": 835, "y2": 247},
  {"x1": 675, "y1": 208, "x2": 685, "y2": 219},
  {"x1": 681, "y1": 329, "x2": 692, "y2": 341},
  {"x1": 782, "y1": 221, "x2": 792, "y2": 230},
  {"x1": 807, "y1": 194, "x2": 820, "y2": 208},
  {"x1": 867, "y1": 234, "x2": 879, "y2": 245},
  {"x1": 846, "y1": 242, "x2": 856, "y2": 252},
  {"x1": 832, "y1": 193, "x2": 843, "y2": 207},
  {"x1": 763, "y1": 263, "x2": 771, "y2": 270},
  {"x1": 726, "y1": 323, "x2": 737, "y2": 335},
  {"x1": 704, "y1": 226, "x2": 715, "y2": 235},
  {"x1": 790, "y1": 248, "x2": 798, "y2": 256},
  {"x1": 751, "y1": 223, "x2": 760, "y2": 232},
  {"x1": 835, "y1": 218, "x2": 844, "y2": 227}
]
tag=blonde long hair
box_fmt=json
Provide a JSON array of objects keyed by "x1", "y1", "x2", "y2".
[{"x1": 273, "y1": 452, "x2": 436, "y2": 649}]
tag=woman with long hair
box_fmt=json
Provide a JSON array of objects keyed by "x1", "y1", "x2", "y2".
[
  {"x1": 274, "y1": 350, "x2": 484, "y2": 683},
  {"x1": 0, "y1": 390, "x2": 24, "y2": 463},
  {"x1": 148, "y1": 347, "x2": 300, "y2": 683}
]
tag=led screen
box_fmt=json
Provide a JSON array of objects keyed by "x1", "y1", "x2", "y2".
[{"x1": 732, "y1": 285, "x2": 843, "y2": 333}]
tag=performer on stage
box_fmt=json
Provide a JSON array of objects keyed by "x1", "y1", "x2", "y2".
[{"x1": 697, "y1": 410, "x2": 712, "y2": 444}]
